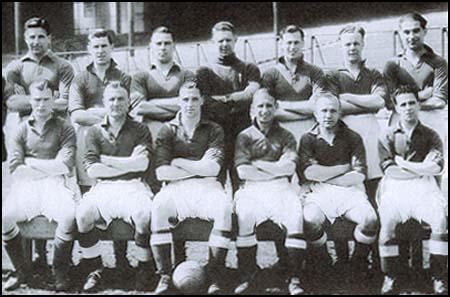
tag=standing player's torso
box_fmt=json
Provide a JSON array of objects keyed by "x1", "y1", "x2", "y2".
[
  {"x1": 263, "y1": 58, "x2": 324, "y2": 102},
  {"x1": 71, "y1": 61, "x2": 130, "y2": 110}
]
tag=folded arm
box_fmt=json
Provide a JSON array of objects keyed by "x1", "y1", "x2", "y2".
[
  {"x1": 252, "y1": 159, "x2": 296, "y2": 177},
  {"x1": 395, "y1": 155, "x2": 442, "y2": 176},
  {"x1": 100, "y1": 154, "x2": 149, "y2": 173},
  {"x1": 135, "y1": 97, "x2": 179, "y2": 120},
  {"x1": 340, "y1": 93, "x2": 385, "y2": 110},
  {"x1": 237, "y1": 164, "x2": 276, "y2": 181},
  {"x1": 25, "y1": 157, "x2": 70, "y2": 176},
  {"x1": 11, "y1": 165, "x2": 49, "y2": 181},
  {"x1": 326, "y1": 170, "x2": 365, "y2": 186},
  {"x1": 304, "y1": 163, "x2": 351, "y2": 182},
  {"x1": 71, "y1": 108, "x2": 105, "y2": 126},
  {"x1": 86, "y1": 163, "x2": 128, "y2": 179},
  {"x1": 6, "y1": 94, "x2": 31, "y2": 113},
  {"x1": 384, "y1": 165, "x2": 420, "y2": 180},
  {"x1": 156, "y1": 165, "x2": 196, "y2": 181},
  {"x1": 171, "y1": 157, "x2": 220, "y2": 177},
  {"x1": 278, "y1": 100, "x2": 315, "y2": 116}
]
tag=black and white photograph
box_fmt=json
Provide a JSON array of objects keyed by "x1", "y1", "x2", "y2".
[{"x1": 1, "y1": 2, "x2": 448, "y2": 295}]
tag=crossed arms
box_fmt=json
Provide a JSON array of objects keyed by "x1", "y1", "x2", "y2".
[{"x1": 304, "y1": 163, "x2": 365, "y2": 187}]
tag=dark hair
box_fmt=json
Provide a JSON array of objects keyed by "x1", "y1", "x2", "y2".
[
  {"x1": 280, "y1": 25, "x2": 305, "y2": 40},
  {"x1": 212, "y1": 21, "x2": 236, "y2": 36},
  {"x1": 392, "y1": 85, "x2": 419, "y2": 105},
  {"x1": 24, "y1": 17, "x2": 50, "y2": 35},
  {"x1": 339, "y1": 25, "x2": 366, "y2": 39},
  {"x1": 88, "y1": 28, "x2": 115, "y2": 45},
  {"x1": 399, "y1": 13, "x2": 427, "y2": 29}
]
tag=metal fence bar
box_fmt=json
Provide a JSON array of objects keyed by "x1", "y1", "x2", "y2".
[
  {"x1": 310, "y1": 35, "x2": 315, "y2": 64},
  {"x1": 243, "y1": 39, "x2": 248, "y2": 62},
  {"x1": 442, "y1": 27, "x2": 448, "y2": 58}
]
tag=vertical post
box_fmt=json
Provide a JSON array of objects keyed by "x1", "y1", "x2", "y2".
[
  {"x1": 310, "y1": 35, "x2": 315, "y2": 64},
  {"x1": 196, "y1": 43, "x2": 201, "y2": 67},
  {"x1": 127, "y1": 2, "x2": 135, "y2": 57},
  {"x1": 14, "y1": 2, "x2": 21, "y2": 56},
  {"x1": 272, "y1": 2, "x2": 279, "y2": 64},
  {"x1": 442, "y1": 27, "x2": 447, "y2": 59},
  {"x1": 115, "y1": 2, "x2": 121, "y2": 34},
  {"x1": 243, "y1": 40, "x2": 248, "y2": 62},
  {"x1": 393, "y1": 30, "x2": 398, "y2": 57}
]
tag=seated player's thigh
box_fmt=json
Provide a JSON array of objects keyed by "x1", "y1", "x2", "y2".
[
  {"x1": 151, "y1": 188, "x2": 177, "y2": 232},
  {"x1": 76, "y1": 196, "x2": 102, "y2": 233},
  {"x1": 2, "y1": 202, "x2": 28, "y2": 236}
]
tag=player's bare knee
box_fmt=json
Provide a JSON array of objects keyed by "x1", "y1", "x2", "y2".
[
  {"x1": 75, "y1": 205, "x2": 97, "y2": 232},
  {"x1": 362, "y1": 209, "x2": 379, "y2": 233},
  {"x1": 132, "y1": 210, "x2": 151, "y2": 233},
  {"x1": 303, "y1": 204, "x2": 325, "y2": 228}
]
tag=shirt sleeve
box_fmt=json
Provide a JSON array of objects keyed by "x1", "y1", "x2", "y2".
[
  {"x1": 5, "y1": 59, "x2": 23, "y2": 88},
  {"x1": 121, "y1": 72, "x2": 132, "y2": 94},
  {"x1": 154, "y1": 124, "x2": 174, "y2": 168},
  {"x1": 130, "y1": 72, "x2": 149, "y2": 113},
  {"x1": 245, "y1": 63, "x2": 261, "y2": 84},
  {"x1": 324, "y1": 71, "x2": 341, "y2": 96},
  {"x1": 56, "y1": 122, "x2": 76, "y2": 170},
  {"x1": 378, "y1": 128, "x2": 396, "y2": 172},
  {"x1": 297, "y1": 134, "x2": 319, "y2": 178},
  {"x1": 280, "y1": 130, "x2": 298, "y2": 164},
  {"x1": 83, "y1": 126, "x2": 101, "y2": 171},
  {"x1": 370, "y1": 69, "x2": 389, "y2": 104},
  {"x1": 311, "y1": 65, "x2": 327, "y2": 94},
  {"x1": 427, "y1": 129, "x2": 444, "y2": 170},
  {"x1": 9, "y1": 123, "x2": 27, "y2": 174},
  {"x1": 234, "y1": 133, "x2": 253, "y2": 168},
  {"x1": 68, "y1": 74, "x2": 86, "y2": 114},
  {"x1": 349, "y1": 131, "x2": 367, "y2": 177},
  {"x1": 261, "y1": 68, "x2": 277, "y2": 95},
  {"x1": 57, "y1": 60, "x2": 75, "y2": 101},
  {"x1": 205, "y1": 123, "x2": 225, "y2": 167},
  {"x1": 432, "y1": 58, "x2": 448, "y2": 103},
  {"x1": 134, "y1": 122, "x2": 154, "y2": 171}
]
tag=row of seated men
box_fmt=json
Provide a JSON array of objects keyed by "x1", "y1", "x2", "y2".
[{"x1": 2, "y1": 13, "x2": 448, "y2": 295}]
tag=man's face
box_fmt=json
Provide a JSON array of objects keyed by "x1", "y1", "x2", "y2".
[
  {"x1": 88, "y1": 36, "x2": 113, "y2": 66},
  {"x1": 103, "y1": 88, "x2": 129, "y2": 119},
  {"x1": 399, "y1": 20, "x2": 426, "y2": 51},
  {"x1": 30, "y1": 88, "x2": 54, "y2": 118},
  {"x1": 178, "y1": 87, "x2": 203, "y2": 118},
  {"x1": 340, "y1": 32, "x2": 364, "y2": 63},
  {"x1": 281, "y1": 31, "x2": 304, "y2": 61},
  {"x1": 24, "y1": 27, "x2": 51, "y2": 57},
  {"x1": 252, "y1": 94, "x2": 277, "y2": 125},
  {"x1": 314, "y1": 97, "x2": 341, "y2": 129},
  {"x1": 395, "y1": 93, "x2": 420, "y2": 123},
  {"x1": 151, "y1": 32, "x2": 174, "y2": 64},
  {"x1": 212, "y1": 30, "x2": 237, "y2": 58}
]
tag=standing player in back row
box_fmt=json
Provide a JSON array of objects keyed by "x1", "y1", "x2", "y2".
[
  {"x1": 383, "y1": 13, "x2": 448, "y2": 181},
  {"x1": 196, "y1": 21, "x2": 261, "y2": 191},
  {"x1": 262, "y1": 25, "x2": 327, "y2": 144},
  {"x1": 326, "y1": 25, "x2": 388, "y2": 270},
  {"x1": 130, "y1": 26, "x2": 194, "y2": 193},
  {"x1": 377, "y1": 86, "x2": 447, "y2": 294},
  {"x1": 69, "y1": 28, "x2": 132, "y2": 278}
]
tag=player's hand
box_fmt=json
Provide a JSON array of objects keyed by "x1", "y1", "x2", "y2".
[
  {"x1": 131, "y1": 145, "x2": 148, "y2": 157},
  {"x1": 14, "y1": 84, "x2": 26, "y2": 95},
  {"x1": 212, "y1": 95, "x2": 228, "y2": 103},
  {"x1": 418, "y1": 86, "x2": 433, "y2": 100},
  {"x1": 53, "y1": 98, "x2": 68, "y2": 111},
  {"x1": 395, "y1": 155, "x2": 406, "y2": 166}
]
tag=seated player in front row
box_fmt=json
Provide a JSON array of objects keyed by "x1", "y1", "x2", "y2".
[
  {"x1": 150, "y1": 81, "x2": 233, "y2": 295},
  {"x1": 377, "y1": 86, "x2": 447, "y2": 295},
  {"x1": 75, "y1": 82, "x2": 154, "y2": 292},
  {"x1": 298, "y1": 92, "x2": 379, "y2": 282},
  {"x1": 2, "y1": 79, "x2": 78, "y2": 292},
  {"x1": 233, "y1": 89, "x2": 307, "y2": 295}
]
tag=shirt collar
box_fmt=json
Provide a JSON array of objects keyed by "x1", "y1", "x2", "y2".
[
  {"x1": 338, "y1": 60, "x2": 368, "y2": 72},
  {"x1": 169, "y1": 111, "x2": 207, "y2": 127},
  {"x1": 251, "y1": 118, "x2": 281, "y2": 136},
  {"x1": 21, "y1": 50, "x2": 56, "y2": 63},
  {"x1": 100, "y1": 115, "x2": 132, "y2": 129},
  {"x1": 150, "y1": 62, "x2": 181, "y2": 72},
  {"x1": 278, "y1": 56, "x2": 305, "y2": 70},
  {"x1": 393, "y1": 120, "x2": 423, "y2": 138},
  {"x1": 397, "y1": 44, "x2": 436, "y2": 60},
  {"x1": 86, "y1": 59, "x2": 118, "y2": 74},
  {"x1": 27, "y1": 112, "x2": 58, "y2": 126}
]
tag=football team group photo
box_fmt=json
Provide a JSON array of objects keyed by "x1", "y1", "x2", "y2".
[{"x1": 1, "y1": 2, "x2": 448, "y2": 295}]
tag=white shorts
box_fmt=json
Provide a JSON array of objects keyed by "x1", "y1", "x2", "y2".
[
  {"x1": 343, "y1": 113, "x2": 382, "y2": 179},
  {"x1": 3, "y1": 175, "x2": 78, "y2": 223},
  {"x1": 234, "y1": 178, "x2": 303, "y2": 231},
  {"x1": 377, "y1": 175, "x2": 447, "y2": 224},
  {"x1": 305, "y1": 183, "x2": 370, "y2": 224},
  {"x1": 80, "y1": 179, "x2": 153, "y2": 230},
  {"x1": 155, "y1": 177, "x2": 231, "y2": 222}
]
